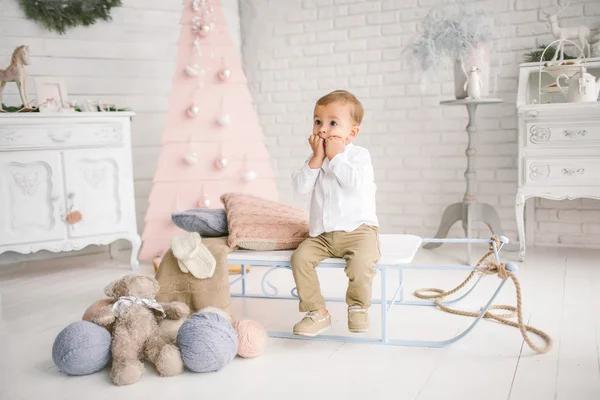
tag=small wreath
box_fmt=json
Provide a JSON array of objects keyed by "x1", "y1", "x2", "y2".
[{"x1": 18, "y1": 0, "x2": 123, "y2": 35}]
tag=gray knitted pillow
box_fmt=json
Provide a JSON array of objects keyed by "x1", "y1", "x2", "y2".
[{"x1": 171, "y1": 209, "x2": 228, "y2": 237}]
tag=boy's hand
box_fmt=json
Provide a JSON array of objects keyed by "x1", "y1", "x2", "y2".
[
  {"x1": 309, "y1": 134, "x2": 325, "y2": 159},
  {"x1": 326, "y1": 136, "x2": 345, "y2": 160},
  {"x1": 308, "y1": 134, "x2": 325, "y2": 168}
]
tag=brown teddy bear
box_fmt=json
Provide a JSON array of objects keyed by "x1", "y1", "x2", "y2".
[
  {"x1": 92, "y1": 274, "x2": 190, "y2": 386},
  {"x1": 83, "y1": 297, "x2": 189, "y2": 340}
]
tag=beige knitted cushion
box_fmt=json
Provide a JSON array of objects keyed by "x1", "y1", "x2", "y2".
[{"x1": 220, "y1": 192, "x2": 309, "y2": 250}]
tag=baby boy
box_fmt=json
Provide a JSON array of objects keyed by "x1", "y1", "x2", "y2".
[{"x1": 291, "y1": 89, "x2": 380, "y2": 336}]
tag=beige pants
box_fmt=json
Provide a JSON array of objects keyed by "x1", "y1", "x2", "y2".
[{"x1": 291, "y1": 224, "x2": 381, "y2": 312}]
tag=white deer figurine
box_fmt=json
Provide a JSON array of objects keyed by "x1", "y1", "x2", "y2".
[
  {"x1": 0, "y1": 45, "x2": 31, "y2": 110},
  {"x1": 542, "y1": 2, "x2": 592, "y2": 60}
]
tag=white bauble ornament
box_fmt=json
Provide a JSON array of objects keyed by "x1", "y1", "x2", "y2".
[
  {"x1": 199, "y1": 198, "x2": 211, "y2": 207},
  {"x1": 198, "y1": 24, "x2": 212, "y2": 36},
  {"x1": 217, "y1": 68, "x2": 231, "y2": 82},
  {"x1": 217, "y1": 114, "x2": 231, "y2": 126},
  {"x1": 183, "y1": 152, "x2": 198, "y2": 165},
  {"x1": 187, "y1": 104, "x2": 199, "y2": 118},
  {"x1": 185, "y1": 65, "x2": 200, "y2": 77},
  {"x1": 215, "y1": 158, "x2": 228, "y2": 169},
  {"x1": 242, "y1": 170, "x2": 257, "y2": 182}
]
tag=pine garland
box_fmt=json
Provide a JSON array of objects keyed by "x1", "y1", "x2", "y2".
[
  {"x1": 523, "y1": 44, "x2": 577, "y2": 63},
  {"x1": 1, "y1": 103, "x2": 128, "y2": 113},
  {"x1": 0, "y1": 104, "x2": 39, "y2": 113},
  {"x1": 18, "y1": 0, "x2": 123, "y2": 35}
]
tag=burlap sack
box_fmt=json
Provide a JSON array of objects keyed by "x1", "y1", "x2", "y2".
[{"x1": 155, "y1": 236, "x2": 235, "y2": 319}]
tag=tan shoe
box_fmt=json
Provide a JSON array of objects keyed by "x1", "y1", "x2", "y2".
[
  {"x1": 348, "y1": 306, "x2": 369, "y2": 333},
  {"x1": 293, "y1": 311, "x2": 331, "y2": 337}
]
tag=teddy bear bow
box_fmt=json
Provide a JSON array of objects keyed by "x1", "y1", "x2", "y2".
[{"x1": 111, "y1": 296, "x2": 166, "y2": 318}]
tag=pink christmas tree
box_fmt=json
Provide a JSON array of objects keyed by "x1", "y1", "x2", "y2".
[{"x1": 139, "y1": 0, "x2": 278, "y2": 261}]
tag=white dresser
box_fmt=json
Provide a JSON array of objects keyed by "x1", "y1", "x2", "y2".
[
  {"x1": 516, "y1": 57, "x2": 600, "y2": 260},
  {"x1": 0, "y1": 112, "x2": 141, "y2": 269}
]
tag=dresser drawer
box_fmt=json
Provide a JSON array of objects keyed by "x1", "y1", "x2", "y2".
[
  {"x1": 0, "y1": 122, "x2": 125, "y2": 149},
  {"x1": 525, "y1": 121, "x2": 600, "y2": 148},
  {"x1": 524, "y1": 157, "x2": 600, "y2": 186}
]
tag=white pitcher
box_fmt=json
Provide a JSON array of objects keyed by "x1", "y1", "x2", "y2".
[{"x1": 556, "y1": 66, "x2": 600, "y2": 102}]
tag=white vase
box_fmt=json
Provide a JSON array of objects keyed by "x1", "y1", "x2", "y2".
[{"x1": 454, "y1": 42, "x2": 491, "y2": 99}]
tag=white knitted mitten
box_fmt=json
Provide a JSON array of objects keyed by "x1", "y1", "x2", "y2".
[{"x1": 171, "y1": 232, "x2": 216, "y2": 279}]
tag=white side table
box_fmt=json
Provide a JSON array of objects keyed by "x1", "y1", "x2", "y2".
[{"x1": 424, "y1": 98, "x2": 506, "y2": 263}]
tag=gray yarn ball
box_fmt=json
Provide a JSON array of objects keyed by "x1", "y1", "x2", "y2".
[
  {"x1": 177, "y1": 312, "x2": 238, "y2": 373},
  {"x1": 52, "y1": 321, "x2": 112, "y2": 376}
]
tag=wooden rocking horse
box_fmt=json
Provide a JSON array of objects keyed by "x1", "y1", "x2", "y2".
[{"x1": 0, "y1": 45, "x2": 31, "y2": 110}]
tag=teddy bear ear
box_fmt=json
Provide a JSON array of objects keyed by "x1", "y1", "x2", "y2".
[
  {"x1": 151, "y1": 307, "x2": 166, "y2": 320},
  {"x1": 104, "y1": 279, "x2": 120, "y2": 297}
]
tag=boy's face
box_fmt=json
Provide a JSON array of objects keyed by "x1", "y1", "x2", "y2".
[{"x1": 313, "y1": 102, "x2": 359, "y2": 144}]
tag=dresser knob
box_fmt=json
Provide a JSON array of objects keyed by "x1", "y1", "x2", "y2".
[
  {"x1": 526, "y1": 110, "x2": 538, "y2": 117},
  {"x1": 65, "y1": 211, "x2": 83, "y2": 225}
]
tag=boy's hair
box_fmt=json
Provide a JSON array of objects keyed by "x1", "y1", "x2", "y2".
[{"x1": 316, "y1": 90, "x2": 364, "y2": 125}]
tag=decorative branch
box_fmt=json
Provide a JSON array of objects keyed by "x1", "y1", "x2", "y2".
[{"x1": 403, "y1": 0, "x2": 497, "y2": 76}]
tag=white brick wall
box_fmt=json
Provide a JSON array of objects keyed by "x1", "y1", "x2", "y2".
[{"x1": 240, "y1": 0, "x2": 600, "y2": 247}]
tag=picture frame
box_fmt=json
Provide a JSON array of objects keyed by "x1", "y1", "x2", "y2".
[{"x1": 34, "y1": 77, "x2": 70, "y2": 113}]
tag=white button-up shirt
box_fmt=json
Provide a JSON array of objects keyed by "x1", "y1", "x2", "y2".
[{"x1": 292, "y1": 143, "x2": 379, "y2": 237}]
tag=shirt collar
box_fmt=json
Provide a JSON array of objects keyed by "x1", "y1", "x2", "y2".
[
  {"x1": 339, "y1": 142, "x2": 353, "y2": 156},
  {"x1": 323, "y1": 142, "x2": 353, "y2": 168}
]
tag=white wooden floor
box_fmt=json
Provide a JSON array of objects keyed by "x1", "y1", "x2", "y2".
[{"x1": 1, "y1": 243, "x2": 599, "y2": 400}]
